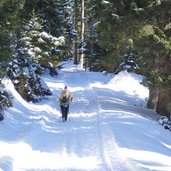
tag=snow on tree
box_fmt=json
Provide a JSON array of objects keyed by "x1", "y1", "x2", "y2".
[
  {"x1": 6, "y1": 48, "x2": 52, "y2": 102},
  {"x1": 18, "y1": 12, "x2": 65, "y2": 76},
  {"x1": 119, "y1": 39, "x2": 139, "y2": 72},
  {"x1": 0, "y1": 79, "x2": 13, "y2": 117}
]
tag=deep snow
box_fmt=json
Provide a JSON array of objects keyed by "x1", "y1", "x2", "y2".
[{"x1": 0, "y1": 60, "x2": 171, "y2": 171}]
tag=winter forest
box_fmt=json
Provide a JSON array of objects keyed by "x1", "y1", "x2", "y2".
[
  {"x1": 1, "y1": 0, "x2": 171, "y2": 117},
  {"x1": 1, "y1": 0, "x2": 171, "y2": 170}
]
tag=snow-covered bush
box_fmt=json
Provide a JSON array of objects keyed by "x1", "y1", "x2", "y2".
[
  {"x1": 158, "y1": 116, "x2": 171, "y2": 132},
  {"x1": 0, "y1": 80, "x2": 13, "y2": 115},
  {"x1": 118, "y1": 40, "x2": 139, "y2": 73},
  {"x1": 159, "y1": 116, "x2": 169, "y2": 125}
]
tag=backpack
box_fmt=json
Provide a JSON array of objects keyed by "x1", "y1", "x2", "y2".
[{"x1": 61, "y1": 93, "x2": 68, "y2": 104}]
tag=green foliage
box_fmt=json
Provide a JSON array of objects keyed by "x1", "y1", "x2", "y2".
[
  {"x1": 144, "y1": 70, "x2": 163, "y2": 87},
  {"x1": 0, "y1": 81, "x2": 13, "y2": 111},
  {"x1": 166, "y1": 102, "x2": 171, "y2": 113},
  {"x1": 167, "y1": 75, "x2": 171, "y2": 81},
  {"x1": 18, "y1": 11, "x2": 65, "y2": 68},
  {"x1": 0, "y1": 31, "x2": 12, "y2": 62},
  {"x1": 0, "y1": 0, "x2": 25, "y2": 76},
  {"x1": 6, "y1": 48, "x2": 52, "y2": 102},
  {"x1": 0, "y1": 0, "x2": 23, "y2": 25},
  {"x1": 85, "y1": 0, "x2": 171, "y2": 114}
]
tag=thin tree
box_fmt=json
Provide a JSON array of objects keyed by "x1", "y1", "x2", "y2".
[
  {"x1": 73, "y1": 0, "x2": 78, "y2": 64},
  {"x1": 79, "y1": 0, "x2": 85, "y2": 69}
]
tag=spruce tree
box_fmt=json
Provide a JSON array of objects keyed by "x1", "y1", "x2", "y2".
[{"x1": 6, "y1": 48, "x2": 52, "y2": 102}]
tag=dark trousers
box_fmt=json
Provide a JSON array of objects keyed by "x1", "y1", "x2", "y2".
[{"x1": 60, "y1": 105, "x2": 69, "y2": 121}]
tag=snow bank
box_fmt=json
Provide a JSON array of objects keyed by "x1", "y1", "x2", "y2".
[{"x1": 109, "y1": 70, "x2": 149, "y2": 99}]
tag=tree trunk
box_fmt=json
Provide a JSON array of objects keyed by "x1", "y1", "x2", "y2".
[
  {"x1": 147, "y1": 85, "x2": 159, "y2": 110},
  {"x1": 73, "y1": 0, "x2": 78, "y2": 65},
  {"x1": 156, "y1": 90, "x2": 171, "y2": 117},
  {"x1": 79, "y1": 0, "x2": 85, "y2": 69}
]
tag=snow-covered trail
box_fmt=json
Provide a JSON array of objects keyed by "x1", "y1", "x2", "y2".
[
  {"x1": 1, "y1": 61, "x2": 171, "y2": 171},
  {"x1": 61, "y1": 71, "x2": 135, "y2": 171},
  {"x1": 0, "y1": 68, "x2": 136, "y2": 171},
  {"x1": 56, "y1": 71, "x2": 130, "y2": 171},
  {"x1": 0, "y1": 71, "x2": 119, "y2": 170}
]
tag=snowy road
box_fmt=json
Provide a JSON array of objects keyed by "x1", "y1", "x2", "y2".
[
  {"x1": 1, "y1": 61, "x2": 171, "y2": 171},
  {"x1": 0, "y1": 71, "x2": 135, "y2": 171},
  {"x1": 61, "y1": 71, "x2": 134, "y2": 171}
]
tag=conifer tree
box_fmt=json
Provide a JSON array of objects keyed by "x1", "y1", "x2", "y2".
[
  {"x1": 0, "y1": 0, "x2": 25, "y2": 111},
  {"x1": 6, "y1": 48, "x2": 52, "y2": 102},
  {"x1": 19, "y1": 10, "x2": 66, "y2": 73}
]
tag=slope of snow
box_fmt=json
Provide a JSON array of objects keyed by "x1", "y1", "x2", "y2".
[
  {"x1": 0, "y1": 59, "x2": 171, "y2": 171},
  {"x1": 109, "y1": 70, "x2": 147, "y2": 97}
]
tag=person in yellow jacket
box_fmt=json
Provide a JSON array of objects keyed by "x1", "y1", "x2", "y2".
[{"x1": 58, "y1": 85, "x2": 73, "y2": 121}]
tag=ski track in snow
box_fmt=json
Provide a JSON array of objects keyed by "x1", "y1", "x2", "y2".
[
  {"x1": 55, "y1": 71, "x2": 137, "y2": 171},
  {"x1": 86, "y1": 73, "x2": 139, "y2": 171},
  {"x1": 62, "y1": 71, "x2": 109, "y2": 171}
]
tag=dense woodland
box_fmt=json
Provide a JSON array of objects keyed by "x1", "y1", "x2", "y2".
[{"x1": 0, "y1": 0, "x2": 171, "y2": 117}]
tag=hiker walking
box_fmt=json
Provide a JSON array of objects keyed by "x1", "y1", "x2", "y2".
[{"x1": 58, "y1": 85, "x2": 73, "y2": 121}]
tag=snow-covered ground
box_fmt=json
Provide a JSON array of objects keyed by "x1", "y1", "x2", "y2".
[{"x1": 0, "y1": 59, "x2": 171, "y2": 171}]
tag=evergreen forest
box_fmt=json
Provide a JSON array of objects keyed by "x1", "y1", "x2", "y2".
[{"x1": 0, "y1": 0, "x2": 171, "y2": 117}]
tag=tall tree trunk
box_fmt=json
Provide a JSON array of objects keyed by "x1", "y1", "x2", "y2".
[
  {"x1": 147, "y1": 85, "x2": 159, "y2": 110},
  {"x1": 79, "y1": 0, "x2": 85, "y2": 69},
  {"x1": 73, "y1": 0, "x2": 78, "y2": 64},
  {"x1": 156, "y1": 90, "x2": 171, "y2": 117}
]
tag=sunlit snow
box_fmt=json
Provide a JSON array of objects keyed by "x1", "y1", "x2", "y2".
[{"x1": 0, "y1": 59, "x2": 171, "y2": 171}]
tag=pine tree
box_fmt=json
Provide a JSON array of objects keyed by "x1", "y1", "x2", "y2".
[
  {"x1": 19, "y1": 11, "x2": 65, "y2": 74},
  {"x1": 119, "y1": 39, "x2": 139, "y2": 72},
  {"x1": 6, "y1": 48, "x2": 52, "y2": 102},
  {"x1": 0, "y1": 0, "x2": 25, "y2": 75},
  {"x1": 0, "y1": 0, "x2": 25, "y2": 112}
]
